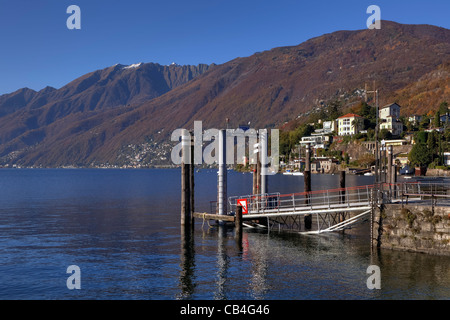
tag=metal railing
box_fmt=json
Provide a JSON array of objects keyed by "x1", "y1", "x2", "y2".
[
  {"x1": 208, "y1": 182, "x2": 450, "y2": 216},
  {"x1": 227, "y1": 185, "x2": 375, "y2": 217},
  {"x1": 397, "y1": 181, "x2": 450, "y2": 207}
]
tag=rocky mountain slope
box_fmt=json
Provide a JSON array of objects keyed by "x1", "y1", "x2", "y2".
[{"x1": 0, "y1": 21, "x2": 448, "y2": 167}]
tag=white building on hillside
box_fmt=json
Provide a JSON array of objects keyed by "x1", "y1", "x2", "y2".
[
  {"x1": 379, "y1": 103, "x2": 403, "y2": 136},
  {"x1": 380, "y1": 103, "x2": 401, "y2": 119},
  {"x1": 337, "y1": 114, "x2": 364, "y2": 136}
]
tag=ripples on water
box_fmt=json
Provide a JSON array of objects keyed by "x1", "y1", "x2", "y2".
[{"x1": 0, "y1": 169, "x2": 448, "y2": 300}]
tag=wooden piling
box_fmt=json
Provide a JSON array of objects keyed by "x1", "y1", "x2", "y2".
[
  {"x1": 181, "y1": 161, "x2": 191, "y2": 227},
  {"x1": 304, "y1": 172, "x2": 311, "y2": 195},
  {"x1": 180, "y1": 220, "x2": 195, "y2": 297},
  {"x1": 339, "y1": 170, "x2": 346, "y2": 203},
  {"x1": 304, "y1": 143, "x2": 311, "y2": 202},
  {"x1": 339, "y1": 170, "x2": 346, "y2": 222},
  {"x1": 235, "y1": 205, "x2": 243, "y2": 245},
  {"x1": 181, "y1": 134, "x2": 191, "y2": 227},
  {"x1": 304, "y1": 143, "x2": 312, "y2": 229}
]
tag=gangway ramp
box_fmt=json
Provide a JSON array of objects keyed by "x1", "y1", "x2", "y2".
[{"x1": 228, "y1": 185, "x2": 375, "y2": 234}]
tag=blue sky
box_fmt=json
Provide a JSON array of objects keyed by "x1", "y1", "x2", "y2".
[{"x1": 0, "y1": 0, "x2": 448, "y2": 95}]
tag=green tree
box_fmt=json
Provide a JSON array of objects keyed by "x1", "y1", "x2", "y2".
[
  {"x1": 279, "y1": 130, "x2": 292, "y2": 158},
  {"x1": 434, "y1": 111, "x2": 441, "y2": 128},
  {"x1": 438, "y1": 101, "x2": 448, "y2": 115},
  {"x1": 379, "y1": 128, "x2": 392, "y2": 140},
  {"x1": 279, "y1": 124, "x2": 314, "y2": 159},
  {"x1": 419, "y1": 115, "x2": 430, "y2": 129},
  {"x1": 415, "y1": 131, "x2": 428, "y2": 144},
  {"x1": 427, "y1": 130, "x2": 438, "y2": 158},
  {"x1": 359, "y1": 102, "x2": 376, "y2": 129},
  {"x1": 408, "y1": 142, "x2": 432, "y2": 167},
  {"x1": 326, "y1": 100, "x2": 343, "y2": 121}
]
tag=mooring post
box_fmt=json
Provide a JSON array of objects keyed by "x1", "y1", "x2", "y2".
[
  {"x1": 235, "y1": 204, "x2": 243, "y2": 247},
  {"x1": 304, "y1": 143, "x2": 311, "y2": 203},
  {"x1": 181, "y1": 132, "x2": 191, "y2": 227},
  {"x1": 304, "y1": 143, "x2": 312, "y2": 229},
  {"x1": 217, "y1": 129, "x2": 227, "y2": 220},
  {"x1": 339, "y1": 170, "x2": 346, "y2": 222},
  {"x1": 340, "y1": 170, "x2": 346, "y2": 202}
]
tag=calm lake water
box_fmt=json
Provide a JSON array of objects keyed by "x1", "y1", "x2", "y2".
[{"x1": 0, "y1": 169, "x2": 448, "y2": 300}]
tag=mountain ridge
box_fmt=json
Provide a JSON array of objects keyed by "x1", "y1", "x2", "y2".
[{"x1": 0, "y1": 21, "x2": 449, "y2": 167}]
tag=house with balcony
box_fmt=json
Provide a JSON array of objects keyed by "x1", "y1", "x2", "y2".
[
  {"x1": 299, "y1": 134, "x2": 331, "y2": 149},
  {"x1": 379, "y1": 103, "x2": 403, "y2": 136},
  {"x1": 337, "y1": 114, "x2": 364, "y2": 136},
  {"x1": 380, "y1": 116, "x2": 404, "y2": 136},
  {"x1": 380, "y1": 103, "x2": 401, "y2": 119}
]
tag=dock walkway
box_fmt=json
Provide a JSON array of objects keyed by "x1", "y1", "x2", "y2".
[{"x1": 199, "y1": 181, "x2": 450, "y2": 234}]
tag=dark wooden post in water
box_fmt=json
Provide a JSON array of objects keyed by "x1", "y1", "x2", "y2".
[
  {"x1": 180, "y1": 220, "x2": 195, "y2": 297},
  {"x1": 340, "y1": 170, "x2": 346, "y2": 203},
  {"x1": 304, "y1": 143, "x2": 312, "y2": 229},
  {"x1": 235, "y1": 205, "x2": 243, "y2": 248},
  {"x1": 181, "y1": 133, "x2": 191, "y2": 227},
  {"x1": 339, "y1": 170, "x2": 346, "y2": 222},
  {"x1": 304, "y1": 143, "x2": 311, "y2": 202}
]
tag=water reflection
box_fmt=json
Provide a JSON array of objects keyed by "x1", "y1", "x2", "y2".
[
  {"x1": 177, "y1": 221, "x2": 450, "y2": 300},
  {"x1": 214, "y1": 226, "x2": 229, "y2": 300},
  {"x1": 246, "y1": 232, "x2": 270, "y2": 300},
  {"x1": 2, "y1": 169, "x2": 448, "y2": 299},
  {"x1": 370, "y1": 248, "x2": 450, "y2": 299}
]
